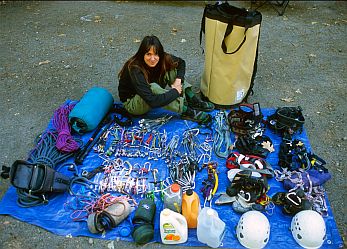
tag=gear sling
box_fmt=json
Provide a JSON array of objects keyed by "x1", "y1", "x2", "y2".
[{"x1": 200, "y1": 2, "x2": 262, "y2": 107}]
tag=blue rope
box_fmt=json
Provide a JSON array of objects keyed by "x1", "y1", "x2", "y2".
[
  {"x1": 17, "y1": 130, "x2": 76, "y2": 207},
  {"x1": 28, "y1": 130, "x2": 74, "y2": 169}
]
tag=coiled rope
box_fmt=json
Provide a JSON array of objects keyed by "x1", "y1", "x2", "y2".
[
  {"x1": 52, "y1": 102, "x2": 80, "y2": 153},
  {"x1": 17, "y1": 131, "x2": 75, "y2": 207},
  {"x1": 29, "y1": 131, "x2": 73, "y2": 169}
]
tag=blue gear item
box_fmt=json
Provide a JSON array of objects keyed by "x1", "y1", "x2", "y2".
[{"x1": 69, "y1": 87, "x2": 114, "y2": 134}]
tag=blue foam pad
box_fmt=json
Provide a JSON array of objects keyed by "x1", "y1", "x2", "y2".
[{"x1": 69, "y1": 87, "x2": 114, "y2": 133}]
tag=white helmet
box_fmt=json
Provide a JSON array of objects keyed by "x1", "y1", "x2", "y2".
[
  {"x1": 291, "y1": 210, "x2": 326, "y2": 249},
  {"x1": 236, "y1": 210, "x2": 270, "y2": 249}
]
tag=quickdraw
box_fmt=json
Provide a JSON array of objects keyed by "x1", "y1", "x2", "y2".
[{"x1": 213, "y1": 110, "x2": 233, "y2": 158}]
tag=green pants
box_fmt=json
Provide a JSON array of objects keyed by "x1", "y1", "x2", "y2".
[{"x1": 123, "y1": 70, "x2": 192, "y2": 115}]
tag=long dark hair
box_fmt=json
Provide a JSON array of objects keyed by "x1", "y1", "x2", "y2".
[{"x1": 118, "y1": 35, "x2": 177, "y2": 83}]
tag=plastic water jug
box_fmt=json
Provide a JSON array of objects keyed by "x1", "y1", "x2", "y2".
[
  {"x1": 160, "y1": 208, "x2": 188, "y2": 244},
  {"x1": 163, "y1": 183, "x2": 182, "y2": 213},
  {"x1": 197, "y1": 207, "x2": 226, "y2": 248},
  {"x1": 182, "y1": 189, "x2": 200, "y2": 228}
]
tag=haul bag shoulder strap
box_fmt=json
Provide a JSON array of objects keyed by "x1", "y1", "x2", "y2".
[
  {"x1": 10, "y1": 160, "x2": 70, "y2": 194},
  {"x1": 200, "y1": 2, "x2": 262, "y2": 54},
  {"x1": 203, "y1": 3, "x2": 262, "y2": 27}
]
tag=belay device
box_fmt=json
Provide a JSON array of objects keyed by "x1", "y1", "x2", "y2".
[{"x1": 200, "y1": 2, "x2": 262, "y2": 107}]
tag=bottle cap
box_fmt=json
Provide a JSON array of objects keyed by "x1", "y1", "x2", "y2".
[
  {"x1": 118, "y1": 226, "x2": 131, "y2": 237},
  {"x1": 171, "y1": 183, "x2": 180, "y2": 193},
  {"x1": 162, "y1": 208, "x2": 171, "y2": 216},
  {"x1": 185, "y1": 189, "x2": 193, "y2": 196}
]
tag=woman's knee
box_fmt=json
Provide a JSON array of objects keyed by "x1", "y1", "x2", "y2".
[
  {"x1": 124, "y1": 96, "x2": 151, "y2": 115},
  {"x1": 150, "y1": 83, "x2": 166, "y2": 94}
]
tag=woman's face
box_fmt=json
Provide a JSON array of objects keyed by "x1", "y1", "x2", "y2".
[{"x1": 144, "y1": 47, "x2": 159, "y2": 67}]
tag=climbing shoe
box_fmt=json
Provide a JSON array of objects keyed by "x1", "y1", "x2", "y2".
[
  {"x1": 272, "y1": 189, "x2": 312, "y2": 216},
  {"x1": 181, "y1": 107, "x2": 212, "y2": 125},
  {"x1": 272, "y1": 192, "x2": 286, "y2": 205},
  {"x1": 187, "y1": 95, "x2": 215, "y2": 112}
]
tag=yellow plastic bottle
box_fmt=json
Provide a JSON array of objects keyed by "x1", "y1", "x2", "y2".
[
  {"x1": 182, "y1": 189, "x2": 200, "y2": 228},
  {"x1": 160, "y1": 208, "x2": 188, "y2": 244}
]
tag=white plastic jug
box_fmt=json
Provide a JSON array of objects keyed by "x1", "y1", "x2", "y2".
[
  {"x1": 160, "y1": 208, "x2": 188, "y2": 244},
  {"x1": 197, "y1": 207, "x2": 226, "y2": 248}
]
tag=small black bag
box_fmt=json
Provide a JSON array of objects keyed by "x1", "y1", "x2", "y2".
[{"x1": 10, "y1": 160, "x2": 70, "y2": 194}]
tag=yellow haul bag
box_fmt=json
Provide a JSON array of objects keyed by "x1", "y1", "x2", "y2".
[{"x1": 200, "y1": 3, "x2": 262, "y2": 107}]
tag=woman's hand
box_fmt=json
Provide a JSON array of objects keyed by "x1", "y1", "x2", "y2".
[{"x1": 171, "y1": 78, "x2": 182, "y2": 94}]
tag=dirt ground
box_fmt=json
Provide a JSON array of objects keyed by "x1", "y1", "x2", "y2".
[{"x1": 0, "y1": 1, "x2": 346, "y2": 248}]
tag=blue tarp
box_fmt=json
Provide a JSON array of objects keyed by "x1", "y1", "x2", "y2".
[{"x1": 0, "y1": 103, "x2": 343, "y2": 248}]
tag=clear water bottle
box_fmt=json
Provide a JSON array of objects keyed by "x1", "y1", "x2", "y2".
[
  {"x1": 197, "y1": 207, "x2": 226, "y2": 248},
  {"x1": 163, "y1": 183, "x2": 182, "y2": 213}
]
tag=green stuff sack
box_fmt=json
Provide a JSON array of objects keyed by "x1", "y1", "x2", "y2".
[{"x1": 200, "y1": 2, "x2": 262, "y2": 108}]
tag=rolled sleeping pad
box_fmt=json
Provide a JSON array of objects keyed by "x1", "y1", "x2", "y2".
[{"x1": 69, "y1": 87, "x2": 114, "y2": 134}]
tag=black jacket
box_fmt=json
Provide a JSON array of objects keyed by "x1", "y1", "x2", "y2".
[{"x1": 118, "y1": 54, "x2": 185, "y2": 108}]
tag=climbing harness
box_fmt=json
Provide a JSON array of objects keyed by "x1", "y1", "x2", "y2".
[
  {"x1": 227, "y1": 103, "x2": 264, "y2": 136},
  {"x1": 278, "y1": 139, "x2": 329, "y2": 173},
  {"x1": 278, "y1": 139, "x2": 310, "y2": 170},
  {"x1": 267, "y1": 106, "x2": 305, "y2": 139},
  {"x1": 225, "y1": 169, "x2": 270, "y2": 213},
  {"x1": 235, "y1": 134, "x2": 274, "y2": 158},
  {"x1": 226, "y1": 152, "x2": 274, "y2": 177},
  {"x1": 227, "y1": 169, "x2": 269, "y2": 203}
]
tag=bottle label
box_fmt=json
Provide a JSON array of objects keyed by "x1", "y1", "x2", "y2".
[{"x1": 163, "y1": 223, "x2": 181, "y2": 241}]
